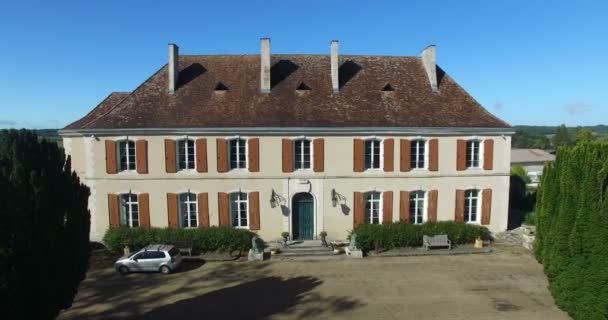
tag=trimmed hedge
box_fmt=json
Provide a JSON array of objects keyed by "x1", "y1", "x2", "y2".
[
  {"x1": 103, "y1": 227, "x2": 255, "y2": 253},
  {"x1": 534, "y1": 142, "x2": 608, "y2": 320},
  {"x1": 353, "y1": 221, "x2": 491, "y2": 252}
]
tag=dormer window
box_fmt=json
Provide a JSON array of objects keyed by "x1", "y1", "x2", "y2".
[
  {"x1": 381, "y1": 83, "x2": 394, "y2": 92},
  {"x1": 214, "y1": 82, "x2": 228, "y2": 91},
  {"x1": 296, "y1": 82, "x2": 311, "y2": 91}
]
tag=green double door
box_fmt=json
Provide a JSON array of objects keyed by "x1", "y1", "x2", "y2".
[{"x1": 292, "y1": 193, "x2": 314, "y2": 240}]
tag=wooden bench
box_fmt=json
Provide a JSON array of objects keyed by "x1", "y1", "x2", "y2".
[
  {"x1": 423, "y1": 235, "x2": 452, "y2": 250},
  {"x1": 171, "y1": 240, "x2": 194, "y2": 256}
]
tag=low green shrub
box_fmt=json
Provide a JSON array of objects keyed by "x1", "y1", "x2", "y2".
[
  {"x1": 353, "y1": 221, "x2": 491, "y2": 252},
  {"x1": 103, "y1": 227, "x2": 255, "y2": 253},
  {"x1": 523, "y1": 211, "x2": 536, "y2": 226}
]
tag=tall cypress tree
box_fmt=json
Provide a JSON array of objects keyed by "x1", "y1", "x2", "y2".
[{"x1": 0, "y1": 129, "x2": 90, "y2": 319}]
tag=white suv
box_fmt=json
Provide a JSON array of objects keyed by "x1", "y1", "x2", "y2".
[{"x1": 114, "y1": 244, "x2": 182, "y2": 275}]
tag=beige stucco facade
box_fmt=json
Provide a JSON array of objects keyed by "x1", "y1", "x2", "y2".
[{"x1": 63, "y1": 133, "x2": 511, "y2": 242}]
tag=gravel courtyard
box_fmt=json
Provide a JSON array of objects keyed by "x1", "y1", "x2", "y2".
[{"x1": 59, "y1": 245, "x2": 569, "y2": 320}]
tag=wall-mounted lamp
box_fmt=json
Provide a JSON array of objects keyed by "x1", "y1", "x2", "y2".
[
  {"x1": 331, "y1": 188, "x2": 346, "y2": 207},
  {"x1": 270, "y1": 189, "x2": 284, "y2": 208}
]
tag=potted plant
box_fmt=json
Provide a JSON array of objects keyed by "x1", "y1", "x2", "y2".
[
  {"x1": 281, "y1": 232, "x2": 290, "y2": 246},
  {"x1": 319, "y1": 231, "x2": 328, "y2": 247}
]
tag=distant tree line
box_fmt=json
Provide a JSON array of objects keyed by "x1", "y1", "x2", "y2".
[
  {"x1": 534, "y1": 142, "x2": 608, "y2": 319},
  {"x1": 512, "y1": 124, "x2": 603, "y2": 149}
]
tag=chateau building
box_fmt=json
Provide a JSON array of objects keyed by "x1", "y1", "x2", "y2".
[{"x1": 60, "y1": 39, "x2": 513, "y2": 242}]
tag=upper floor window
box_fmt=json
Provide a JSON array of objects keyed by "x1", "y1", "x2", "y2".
[
  {"x1": 178, "y1": 192, "x2": 198, "y2": 228},
  {"x1": 466, "y1": 140, "x2": 481, "y2": 168},
  {"x1": 229, "y1": 138, "x2": 247, "y2": 170},
  {"x1": 118, "y1": 140, "x2": 136, "y2": 171},
  {"x1": 364, "y1": 191, "x2": 382, "y2": 224},
  {"x1": 177, "y1": 139, "x2": 195, "y2": 170},
  {"x1": 464, "y1": 189, "x2": 480, "y2": 223},
  {"x1": 410, "y1": 139, "x2": 426, "y2": 169},
  {"x1": 364, "y1": 139, "x2": 382, "y2": 170},
  {"x1": 229, "y1": 192, "x2": 248, "y2": 227},
  {"x1": 119, "y1": 193, "x2": 139, "y2": 227},
  {"x1": 294, "y1": 139, "x2": 311, "y2": 170},
  {"x1": 409, "y1": 191, "x2": 426, "y2": 224}
]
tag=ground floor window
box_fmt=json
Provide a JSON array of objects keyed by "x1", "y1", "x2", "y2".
[
  {"x1": 229, "y1": 192, "x2": 248, "y2": 227},
  {"x1": 364, "y1": 191, "x2": 382, "y2": 224},
  {"x1": 179, "y1": 192, "x2": 198, "y2": 228},
  {"x1": 119, "y1": 193, "x2": 139, "y2": 227},
  {"x1": 409, "y1": 191, "x2": 426, "y2": 224},
  {"x1": 464, "y1": 189, "x2": 480, "y2": 223}
]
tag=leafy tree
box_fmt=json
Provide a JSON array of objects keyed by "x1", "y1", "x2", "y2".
[
  {"x1": 552, "y1": 124, "x2": 572, "y2": 148},
  {"x1": 512, "y1": 130, "x2": 551, "y2": 149},
  {"x1": 534, "y1": 142, "x2": 608, "y2": 319},
  {"x1": 573, "y1": 127, "x2": 596, "y2": 144},
  {"x1": 510, "y1": 164, "x2": 531, "y2": 183},
  {"x1": 0, "y1": 129, "x2": 90, "y2": 319}
]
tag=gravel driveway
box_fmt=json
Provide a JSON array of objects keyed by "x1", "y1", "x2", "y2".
[{"x1": 59, "y1": 244, "x2": 569, "y2": 320}]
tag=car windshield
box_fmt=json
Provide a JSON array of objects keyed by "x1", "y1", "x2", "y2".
[
  {"x1": 128, "y1": 252, "x2": 138, "y2": 258},
  {"x1": 168, "y1": 247, "x2": 180, "y2": 257}
]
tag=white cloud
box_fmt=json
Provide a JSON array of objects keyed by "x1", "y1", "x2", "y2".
[{"x1": 566, "y1": 102, "x2": 592, "y2": 115}]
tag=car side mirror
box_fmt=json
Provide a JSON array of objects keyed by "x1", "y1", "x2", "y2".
[{"x1": 133, "y1": 258, "x2": 138, "y2": 262}]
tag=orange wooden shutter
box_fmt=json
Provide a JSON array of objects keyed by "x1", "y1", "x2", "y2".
[
  {"x1": 197, "y1": 193, "x2": 209, "y2": 228},
  {"x1": 248, "y1": 138, "x2": 259, "y2": 172},
  {"x1": 108, "y1": 193, "x2": 119, "y2": 227},
  {"x1": 249, "y1": 192, "x2": 260, "y2": 230},
  {"x1": 313, "y1": 138, "x2": 324, "y2": 172},
  {"x1": 282, "y1": 138, "x2": 293, "y2": 172},
  {"x1": 483, "y1": 139, "x2": 494, "y2": 170},
  {"x1": 383, "y1": 139, "x2": 394, "y2": 172},
  {"x1": 167, "y1": 193, "x2": 178, "y2": 228},
  {"x1": 481, "y1": 189, "x2": 492, "y2": 225},
  {"x1": 216, "y1": 139, "x2": 228, "y2": 172},
  {"x1": 427, "y1": 190, "x2": 438, "y2": 223},
  {"x1": 218, "y1": 192, "x2": 230, "y2": 226},
  {"x1": 136, "y1": 140, "x2": 148, "y2": 174},
  {"x1": 164, "y1": 139, "x2": 177, "y2": 173},
  {"x1": 399, "y1": 191, "x2": 410, "y2": 223},
  {"x1": 196, "y1": 138, "x2": 208, "y2": 173},
  {"x1": 353, "y1": 192, "x2": 364, "y2": 228},
  {"x1": 105, "y1": 140, "x2": 117, "y2": 174},
  {"x1": 400, "y1": 139, "x2": 411, "y2": 172},
  {"x1": 456, "y1": 139, "x2": 467, "y2": 171},
  {"x1": 382, "y1": 191, "x2": 393, "y2": 224},
  {"x1": 353, "y1": 139, "x2": 364, "y2": 172},
  {"x1": 138, "y1": 193, "x2": 150, "y2": 228},
  {"x1": 428, "y1": 139, "x2": 439, "y2": 172},
  {"x1": 455, "y1": 189, "x2": 465, "y2": 222}
]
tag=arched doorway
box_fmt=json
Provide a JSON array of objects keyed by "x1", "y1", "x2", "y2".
[{"x1": 292, "y1": 193, "x2": 314, "y2": 240}]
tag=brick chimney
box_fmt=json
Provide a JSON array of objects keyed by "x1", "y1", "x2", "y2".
[
  {"x1": 331, "y1": 40, "x2": 339, "y2": 94},
  {"x1": 260, "y1": 38, "x2": 271, "y2": 93},
  {"x1": 420, "y1": 45, "x2": 438, "y2": 92},
  {"x1": 168, "y1": 43, "x2": 179, "y2": 94}
]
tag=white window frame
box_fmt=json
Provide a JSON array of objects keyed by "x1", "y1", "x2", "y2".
[
  {"x1": 410, "y1": 138, "x2": 428, "y2": 170},
  {"x1": 229, "y1": 192, "x2": 249, "y2": 228},
  {"x1": 364, "y1": 191, "x2": 383, "y2": 224},
  {"x1": 293, "y1": 137, "x2": 313, "y2": 171},
  {"x1": 409, "y1": 190, "x2": 427, "y2": 224},
  {"x1": 466, "y1": 139, "x2": 483, "y2": 169},
  {"x1": 228, "y1": 137, "x2": 248, "y2": 170},
  {"x1": 464, "y1": 189, "x2": 481, "y2": 224},
  {"x1": 117, "y1": 139, "x2": 136, "y2": 172},
  {"x1": 177, "y1": 138, "x2": 196, "y2": 171},
  {"x1": 119, "y1": 192, "x2": 139, "y2": 227},
  {"x1": 178, "y1": 192, "x2": 198, "y2": 228},
  {"x1": 363, "y1": 137, "x2": 383, "y2": 171}
]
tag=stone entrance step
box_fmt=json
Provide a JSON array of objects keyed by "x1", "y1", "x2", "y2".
[{"x1": 273, "y1": 240, "x2": 342, "y2": 260}]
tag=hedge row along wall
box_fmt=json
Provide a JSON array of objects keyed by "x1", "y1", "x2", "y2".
[{"x1": 534, "y1": 142, "x2": 608, "y2": 320}]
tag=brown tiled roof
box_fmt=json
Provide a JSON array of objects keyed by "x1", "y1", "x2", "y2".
[
  {"x1": 64, "y1": 92, "x2": 129, "y2": 129},
  {"x1": 65, "y1": 55, "x2": 510, "y2": 130}
]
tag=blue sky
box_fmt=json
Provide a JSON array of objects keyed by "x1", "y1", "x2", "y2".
[{"x1": 0, "y1": 0, "x2": 606, "y2": 128}]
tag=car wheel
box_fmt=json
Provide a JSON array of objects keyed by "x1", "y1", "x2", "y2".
[
  {"x1": 118, "y1": 266, "x2": 130, "y2": 275},
  {"x1": 159, "y1": 265, "x2": 171, "y2": 274}
]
